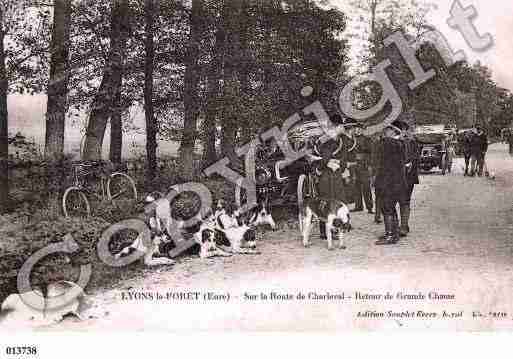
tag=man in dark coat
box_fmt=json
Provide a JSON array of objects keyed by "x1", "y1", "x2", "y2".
[
  {"x1": 507, "y1": 129, "x2": 513, "y2": 156},
  {"x1": 371, "y1": 134, "x2": 384, "y2": 224},
  {"x1": 374, "y1": 121, "x2": 408, "y2": 245},
  {"x1": 315, "y1": 154, "x2": 352, "y2": 203},
  {"x1": 314, "y1": 117, "x2": 356, "y2": 240},
  {"x1": 461, "y1": 130, "x2": 472, "y2": 176},
  {"x1": 399, "y1": 123, "x2": 420, "y2": 237},
  {"x1": 469, "y1": 126, "x2": 487, "y2": 176},
  {"x1": 477, "y1": 127, "x2": 488, "y2": 176},
  {"x1": 350, "y1": 123, "x2": 374, "y2": 214}
]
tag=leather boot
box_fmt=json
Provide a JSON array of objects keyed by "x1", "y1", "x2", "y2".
[
  {"x1": 392, "y1": 212, "x2": 400, "y2": 243},
  {"x1": 399, "y1": 204, "x2": 410, "y2": 237},
  {"x1": 374, "y1": 196, "x2": 382, "y2": 224},
  {"x1": 374, "y1": 214, "x2": 382, "y2": 224},
  {"x1": 375, "y1": 215, "x2": 396, "y2": 245}
]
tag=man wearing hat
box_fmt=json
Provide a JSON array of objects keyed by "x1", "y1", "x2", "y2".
[
  {"x1": 374, "y1": 120, "x2": 408, "y2": 245},
  {"x1": 477, "y1": 127, "x2": 488, "y2": 176},
  {"x1": 314, "y1": 115, "x2": 357, "y2": 240},
  {"x1": 349, "y1": 122, "x2": 373, "y2": 214},
  {"x1": 469, "y1": 126, "x2": 488, "y2": 176},
  {"x1": 506, "y1": 128, "x2": 513, "y2": 156},
  {"x1": 371, "y1": 133, "x2": 384, "y2": 224},
  {"x1": 400, "y1": 121, "x2": 420, "y2": 237},
  {"x1": 461, "y1": 130, "x2": 472, "y2": 176}
]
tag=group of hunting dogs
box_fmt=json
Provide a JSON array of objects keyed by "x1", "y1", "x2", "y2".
[{"x1": 116, "y1": 115, "x2": 424, "y2": 266}]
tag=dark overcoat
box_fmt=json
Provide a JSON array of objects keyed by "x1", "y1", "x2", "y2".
[
  {"x1": 469, "y1": 133, "x2": 483, "y2": 157},
  {"x1": 313, "y1": 136, "x2": 355, "y2": 204},
  {"x1": 352, "y1": 134, "x2": 372, "y2": 180},
  {"x1": 403, "y1": 136, "x2": 420, "y2": 186},
  {"x1": 374, "y1": 137, "x2": 408, "y2": 195},
  {"x1": 461, "y1": 133, "x2": 472, "y2": 157},
  {"x1": 479, "y1": 133, "x2": 488, "y2": 154}
]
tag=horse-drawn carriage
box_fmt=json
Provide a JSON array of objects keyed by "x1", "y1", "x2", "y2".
[{"x1": 243, "y1": 120, "x2": 356, "y2": 208}]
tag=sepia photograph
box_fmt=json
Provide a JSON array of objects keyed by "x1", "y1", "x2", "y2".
[{"x1": 1, "y1": 0, "x2": 513, "y2": 344}]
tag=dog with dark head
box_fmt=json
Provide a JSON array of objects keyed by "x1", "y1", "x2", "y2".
[
  {"x1": 300, "y1": 197, "x2": 351, "y2": 250},
  {"x1": 217, "y1": 198, "x2": 276, "y2": 229},
  {"x1": 213, "y1": 200, "x2": 268, "y2": 254},
  {"x1": 114, "y1": 191, "x2": 179, "y2": 266},
  {"x1": 115, "y1": 216, "x2": 176, "y2": 266},
  {"x1": 191, "y1": 211, "x2": 232, "y2": 259},
  {"x1": 245, "y1": 198, "x2": 276, "y2": 231}
]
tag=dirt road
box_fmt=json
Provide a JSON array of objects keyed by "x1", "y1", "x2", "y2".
[{"x1": 5, "y1": 143, "x2": 513, "y2": 331}]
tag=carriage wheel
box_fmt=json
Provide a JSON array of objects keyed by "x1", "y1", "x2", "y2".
[
  {"x1": 62, "y1": 187, "x2": 90, "y2": 218},
  {"x1": 297, "y1": 174, "x2": 308, "y2": 233},
  {"x1": 107, "y1": 172, "x2": 138, "y2": 202}
]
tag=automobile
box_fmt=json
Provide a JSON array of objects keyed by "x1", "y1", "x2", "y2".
[
  {"x1": 415, "y1": 131, "x2": 451, "y2": 174},
  {"x1": 236, "y1": 120, "x2": 355, "y2": 208}
]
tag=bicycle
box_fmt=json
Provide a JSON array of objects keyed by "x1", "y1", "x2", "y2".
[{"x1": 62, "y1": 161, "x2": 138, "y2": 217}]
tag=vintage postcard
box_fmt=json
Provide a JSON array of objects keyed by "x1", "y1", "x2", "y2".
[{"x1": 1, "y1": 0, "x2": 513, "y2": 346}]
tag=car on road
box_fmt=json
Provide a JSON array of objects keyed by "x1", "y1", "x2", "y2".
[{"x1": 415, "y1": 130, "x2": 452, "y2": 174}]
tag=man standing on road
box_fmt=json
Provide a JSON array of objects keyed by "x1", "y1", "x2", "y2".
[
  {"x1": 461, "y1": 130, "x2": 472, "y2": 176},
  {"x1": 399, "y1": 122, "x2": 420, "y2": 238},
  {"x1": 445, "y1": 135, "x2": 456, "y2": 174},
  {"x1": 469, "y1": 126, "x2": 488, "y2": 177},
  {"x1": 469, "y1": 127, "x2": 480, "y2": 176},
  {"x1": 350, "y1": 123, "x2": 373, "y2": 215},
  {"x1": 371, "y1": 134, "x2": 384, "y2": 224},
  {"x1": 507, "y1": 129, "x2": 513, "y2": 156},
  {"x1": 374, "y1": 120, "x2": 408, "y2": 245},
  {"x1": 478, "y1": 127, "x2": 488, "y2": 176},
  {"x1": 314, "y1": 115, "x2": 356, "y2": 240},
  {"x1": 506, "y1": 129, "x2": 513, "y2": 156}
]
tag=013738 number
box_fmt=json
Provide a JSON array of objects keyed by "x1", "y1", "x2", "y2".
[{"x1": 5, "y1": 346, "x2": 38, "y2": 356}]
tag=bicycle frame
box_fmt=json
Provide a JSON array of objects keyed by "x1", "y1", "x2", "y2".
[
  {"x1": 63, "y1": 163, "x2": 137, "y2": 218},
  {"x1": 72, "y1": 164, "x2": 108, "y2": 201}
]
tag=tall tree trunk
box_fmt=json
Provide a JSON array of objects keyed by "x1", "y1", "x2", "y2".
[
  {"x1": 370, "y1": 0, "x2": 377, "y2": 42},
  {"x1": 82, "y1": 0, "x2": 129, "y2": 161},
  {"x1": 109, "y1": 89, "x2": 123, "y2": 164},
  {"x1": 179, "y1": 0, "x2": 202, "y2": 180},
  {"x1": 220, "y1": 0, "x2": 242, "y2": 159},
  {"x1": 238, "y1": 0, "x2": 252, "y2": 144},
  {"x1": 220, "y1": 73, "x2": 239, "y2": 161},
  {"x1": 368, "y1": 0, "x2": 379, "y2": 68},
  {"x1": 261, "y1": 2, "x2": 275, "y2": 112},
  {"x1": 44, "y1": 0, "x2": 72, "y2": 160},
  {"x1": 201, "y1": 9, "x2": 226, "y2": 168},
  {"x1": 144, "y1": 0, "x2": 157, "y2": 180},
  {"x1": 0, "y1": 11, "x2": 8, "y2": 213},
  {"x1": 44, "y1": 0, "x2": 72, "y2": 211}
]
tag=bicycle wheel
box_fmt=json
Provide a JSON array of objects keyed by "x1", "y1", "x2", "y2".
[
  {"x1": 62, "y1": 187, "x2": 91, "y2": 217},
  {"x1": 107, "y1": 172, "x2": 138, "y2": 202}
]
